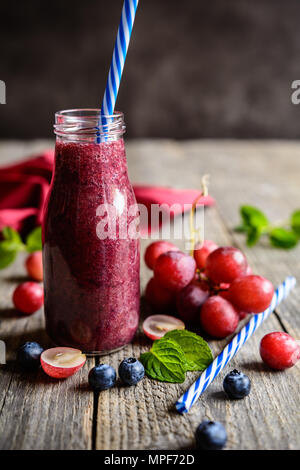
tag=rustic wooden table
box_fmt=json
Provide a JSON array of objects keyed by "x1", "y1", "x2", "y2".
[{"x1": 0, "y1": 139, "x2": 299, "y2": 450}]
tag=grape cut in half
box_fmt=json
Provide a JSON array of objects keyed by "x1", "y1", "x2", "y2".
[
  {"x1": 143, "y1": 314, "x2": 185, "y2": 340},
  {"x1": 40, "y1": 347, "x2": 86, "y2": 378}
]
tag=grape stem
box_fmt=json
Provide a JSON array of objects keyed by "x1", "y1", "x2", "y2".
[{"x1": 189, "y1": 175, "x2": 210, "y2": 256}]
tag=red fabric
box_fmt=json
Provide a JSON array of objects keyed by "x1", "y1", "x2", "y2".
[{"x1": 0, "y1": 150, "x2": 215, "y2": 234}]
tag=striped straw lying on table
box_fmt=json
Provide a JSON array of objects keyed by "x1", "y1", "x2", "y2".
[{"x1": 175, "y1": 276, "x2": 296, "y2": 414}]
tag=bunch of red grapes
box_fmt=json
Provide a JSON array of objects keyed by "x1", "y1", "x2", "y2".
[{"x1": 144, "y1": 240, "x2": 274, "y2": 339}]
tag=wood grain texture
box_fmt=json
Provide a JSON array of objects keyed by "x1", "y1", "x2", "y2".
[
  {"x1": 0, "y1": 139, "x2": 299, "y2": 450},
  {"x1": 0, "y1": 255, "x2": 94, "y2": 450}
]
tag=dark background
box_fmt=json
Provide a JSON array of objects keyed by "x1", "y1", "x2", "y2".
[{"x1": 0, "y1": 0, "x2": 300, "y2": 139}]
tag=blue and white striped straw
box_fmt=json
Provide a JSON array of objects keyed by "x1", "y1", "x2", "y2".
[
  {"x1": 97, "y1": 0, "x2": 139, "y2": 143},
  {"x1": 175, "y1": 276, "x2": 296, "y2": 414}
]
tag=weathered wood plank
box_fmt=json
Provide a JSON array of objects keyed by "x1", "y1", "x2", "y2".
[{"x1": 0, "y1": 257, "x2": 94, "y2": 450}]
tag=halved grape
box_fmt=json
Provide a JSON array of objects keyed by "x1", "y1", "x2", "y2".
[
  {"x1": 143, "y1": 314, "x2": 185, "y2": 340},
  {"x1": 41, "y1": 347, "x2": 86, "y2": 378}
]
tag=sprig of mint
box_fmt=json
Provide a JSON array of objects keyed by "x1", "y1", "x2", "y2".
[
  {"x1": 140, "y1": 329, "x2": 213, "y2": 383},
  {"x1": 25, "y1": 226, "x2": 42, "y2": 253},
  {"x1": 0, "y1": 226, "x2": 42, "y2": 269},
  {"x1": 235, "y1": 205, "x2": 300, "y2": 249},
  {"x1": 291, "y1": 210, "x2": 300, "y2": 236},
  {"x1": 140, "y1": 338, "x2": 187, "y2": 383},
  {"x1": 164, "y1": 330, "x2": 213, "y2": 371}
]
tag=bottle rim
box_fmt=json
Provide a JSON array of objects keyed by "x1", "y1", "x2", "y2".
[{"x1": 54, "y1": 109, "x2": 125, "y2": 141}]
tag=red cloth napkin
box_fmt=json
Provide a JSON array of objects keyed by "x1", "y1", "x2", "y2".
[{"x1": 0, "y1": 150, "x2": 215, "y2": 234}]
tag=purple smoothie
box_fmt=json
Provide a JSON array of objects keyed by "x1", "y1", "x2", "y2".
[{"x1": 42, "y1": 138, "x2": 140, "y2": 353}]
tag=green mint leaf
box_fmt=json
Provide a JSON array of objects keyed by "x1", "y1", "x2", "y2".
[
  {"x1": 0, "y1": 240, "x2": 23, "y2": 252},
  {"x1": 240, "y1": 205, "x2": 269, "y2": 230},
  {"x1": 140, "y1": 338, "x2": 187, "y2": 383},
  {"x1": 2, "y1": 226, "x2": 22, "y2": 243},
  {"x1": 164, "y1": 329, "x2": 213, "y2": 372},
  {"x1": 2, "y1": 226, "x2": 25, "y2": 251},
  {"x1": 0, "y1": 227, "x2": 25, "y2": 268},
  {"x1": 291, "y1": 210, "x2": 300, "y2": 237},
  {"x1": 234, "y1": 224, "x2": 248, "y2": 233},
  {"x1": 26, "y1": 226, "x2": 42, "y2": 252},
  {"x1": 246, "y1": 226, "x2": 262, "y2": 247},
  {"x1": 269, "y1": 228, "x2": 298, "y2": 249},
  {"x1": 0, "y1": 242, "x2": 18, "y2": 269}
]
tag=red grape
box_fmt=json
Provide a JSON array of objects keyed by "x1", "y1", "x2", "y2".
[
  {"x1": 218, "y1": 292, "x2": 248, "y2": 320},
  {"x1": 176, "y1": 281, "x2": 209, "y2": 323},
  {"x1": 218, "y1": 290, "x2": 230, "y2": 301},
  {"x1": 205, "y1": 247, "x2": 247, "y2": 284},
  {"x1": 143, "y1": 314, "x2": 185, "y2": 340},
  {"x1": 219, "y1": 282, "x2": 230, "y2": 290},
  {"x1": 238, "y1": 311, "x2": 249, "y2": 320},
  {"x1": 194, "y1": 240, "x2": 218, "y2": 270},
  {"x1": 154, "y1": 251, "x2": 196, "y2": 292},
  {"x1": 144, "y1": 241, "x2": 180, "y2": 270},
  {"x1": 229, "y1": 275, "x2": 274, "y2": 313},
  {"x1": 260, "y1": 332, "x2": 300, "y2": 370},
  {"x1": 210, "y1": 282, "x2": 230, "y2": 295},
  {"x1": 246, "y1": 265, "x2": 253, "y2": 275},
  {"x1": 145, "y1": 277, "x2": 175, "y2": 313},
  {"x1": 200, "y1": 296, "x2": 239, "y2": 338},
  {"x1": 13, "y1": 282, "x2": 44, "y2": 315},
  {"x1": 41, "y1": 347, "x2": 86, "y2": 378},
  {"x1": 25, "y1": 251, "x2": 43, "y2": 281}
]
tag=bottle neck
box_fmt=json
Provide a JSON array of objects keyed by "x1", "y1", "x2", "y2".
[{"x1": 54, "y1": 109, "x2": 126, "y2": 143}]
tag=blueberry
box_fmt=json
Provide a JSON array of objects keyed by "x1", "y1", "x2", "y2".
[
  {"x1": 88, "y1": 364, "x2": 116, "y2": 391},
  {"x1": 223, "y1": 369, "x2": 251, "y2": 399},
  {"x1": 17, "y1": 342, "x2": 44, "y2": 370},
  {"x1": 118, "y1": 357, "x2": 145, "y2": 386},
  {"x1": 195, "y1": 420, "x2": 227, "y2": 450}
]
